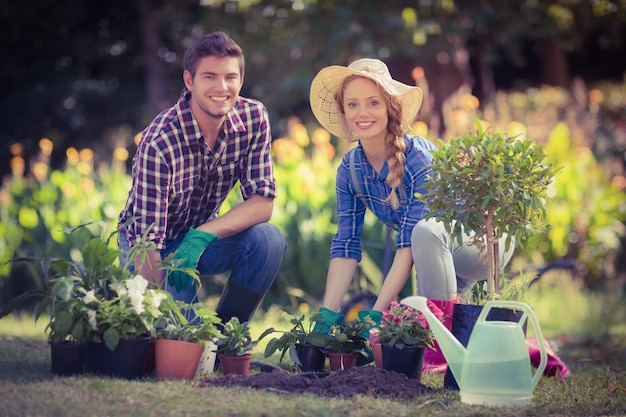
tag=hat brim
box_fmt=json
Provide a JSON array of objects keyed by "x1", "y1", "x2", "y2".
[{"x1": 310, "y1": 65, "x2": 423, "y2": 141}]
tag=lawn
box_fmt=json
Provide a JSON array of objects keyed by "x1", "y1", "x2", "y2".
[{"x1": 1, "y1": 271, "x2": 625, "y2": 417}]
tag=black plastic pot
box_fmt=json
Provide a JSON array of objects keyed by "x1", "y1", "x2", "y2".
[
  {"x1": 104, "y1": 336, "x2": 150, "y2": 379},
  {"x1": 381, "y1": 343, "x2": 425, "y2": 380},
  {"x1": 50, "y1": 342, "x2": 85, "y2": 376},
  {"x1": 443, "y1": 304, "x2": 526, "y2": 390},
  {"x1": 83, "y1": 341, "x2": 105, "y2": 375},
  {"x1": 295, "y1": 343, "x2": 326, "y2": 372}
]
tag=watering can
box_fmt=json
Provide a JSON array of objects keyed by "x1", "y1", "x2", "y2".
[{"x1": 401, "y1": 296, "x2": 548, "y2": 407}]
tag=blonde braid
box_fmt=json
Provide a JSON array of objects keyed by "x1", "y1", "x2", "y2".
[
  {"x1": 384, "y1": 133, "x2": 407, "y2": 209},
  {"x1": 383, "y1": 90, "x2": 408, "y2": 209}
]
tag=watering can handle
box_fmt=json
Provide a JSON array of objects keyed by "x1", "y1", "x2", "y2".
[{"x1": 479, "y1": 300, "x2": 548, "y2": 388}]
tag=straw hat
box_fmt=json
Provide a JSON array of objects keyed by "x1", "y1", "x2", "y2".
[{"x1": 309, "y1": 58, "x2": 423, "y2": 141}]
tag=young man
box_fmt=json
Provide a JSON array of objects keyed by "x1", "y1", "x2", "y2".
[{"x1": 118, "y1": 32, "x2": 285, "y2": 325}]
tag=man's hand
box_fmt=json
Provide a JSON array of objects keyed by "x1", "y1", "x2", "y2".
[{"x1": 167, "y1": 228, "x2": 217, "y2": 292}]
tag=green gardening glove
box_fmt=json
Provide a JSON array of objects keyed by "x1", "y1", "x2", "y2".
[
  {"x1": 356, "y1": 309, "x2": 383, "y2": 365},
  {"x1": 167, "y1": 228, "x2": 218, "y2": 292},
  {"x1": 357, "y1": 309, "x2": 382, "y2": 339},
  {"x1": 312, "y1": 307, "x2": 344, "y2": 335}
]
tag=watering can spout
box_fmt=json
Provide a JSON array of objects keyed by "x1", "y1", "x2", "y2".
[{"x1": 400, "y1": 296, "x2": 466, "y2": 385}]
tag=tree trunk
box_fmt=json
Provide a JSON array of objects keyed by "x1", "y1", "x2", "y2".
[
  {"x1": 485, "y1": 210, "x2": 500, "y2": 299},
  {"x1": 539, "y1": 37, "x2": 569, "y2": 87},
  {"x1": 137, "y1": 0, "x2": 169, "y2": 118}
]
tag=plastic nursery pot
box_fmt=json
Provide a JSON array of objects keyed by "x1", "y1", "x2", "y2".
[
  {"x1": 49, "y1": 341, "x2": 85, "y2": 376},
  {"x1": 103, "y1": 336, "x2": 150, "y2": 380},
  {"x1": 381, "y1": 343, "x2": 425, "y2": 381},
  {"x1": 295, "y1": 343, "x2": 326, "y2": 372},
  {"x1": 443, "y1": 304, "x2": 525, "y2": 390},
  {"x1": 84, "y1": 341, "x2": 105, "y2": 375}
]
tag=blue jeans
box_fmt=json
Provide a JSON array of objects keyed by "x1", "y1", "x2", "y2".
[
  {"x1": 411, "y1": 218, "x2": 515, "y2": 300},
  {"x1": 119, "y1": 223, "x2": 286, "y2": 304}
]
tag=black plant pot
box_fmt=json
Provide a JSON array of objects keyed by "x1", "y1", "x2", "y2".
[
  {"x1": 84, "y1": 341, "x2": 105, "y2": 375},
  {"x1": 381, "y1": 343, "x2": 425, "y2": 381},
  {"x1": 50, "y1": 342, "x2": 85, "y2": 376},
  {"x1": 443, "y1": 304, "x2": 526, "y2": 390},
  {"x1": 104, "y1": 337, "x2": 150, "y2": 380},
  {"x1": 144, "y1": 337, "x2": 156, "y2": 376},
  {"x1": 295, "y1": 343, "x2": 326, "y2": 372}
]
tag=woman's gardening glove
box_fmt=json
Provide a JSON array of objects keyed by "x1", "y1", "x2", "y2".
[
  {"x1": 312, "y1": 307, "x2": 344, "y2": 334},
  {"x1": 357, "y1": 309, "x2": 383, "y2": 365},
  {"x1": 167, "y1": 228, "x2": 218, "y2": 292}
]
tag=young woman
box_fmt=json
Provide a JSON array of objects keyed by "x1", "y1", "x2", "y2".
[{"x1": 309, "y1": 58, "x2": 514, "y2": 372}]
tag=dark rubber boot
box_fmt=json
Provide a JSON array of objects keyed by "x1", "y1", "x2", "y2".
[{"x1": 215, "y1": 277, "x2": 265, "y2": 327}]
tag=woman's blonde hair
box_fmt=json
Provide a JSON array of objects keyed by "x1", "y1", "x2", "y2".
[{"x1": 335, "y1": 75, "x2": 407, "y2": 209}]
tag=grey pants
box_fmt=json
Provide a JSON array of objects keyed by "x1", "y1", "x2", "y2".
[{"x1": 410, "y1": 218, "x2": 515, "y2": 300}]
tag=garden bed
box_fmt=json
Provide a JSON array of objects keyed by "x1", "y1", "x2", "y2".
[{"x1": 200, "y1": 366, "x2": 432, "y2": 398}]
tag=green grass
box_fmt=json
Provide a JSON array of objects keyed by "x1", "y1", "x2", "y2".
[{"x1": 1, "y1": 272, "x2": 625, "y2": 417}]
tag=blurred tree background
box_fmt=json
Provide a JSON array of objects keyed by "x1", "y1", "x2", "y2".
[{"x1": 1, "y1": 0, "x2": 625, "y2": 312}]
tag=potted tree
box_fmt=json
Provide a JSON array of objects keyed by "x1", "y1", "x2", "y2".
[
  {"x1": 423, "y1": 122, "x2": 555, "y2": 300},
  {"x1": 323, "y1": 316, "x2": 372, "y2": 372},
  {"x1": 421, "y1": 122, "x2": 556, "y2": 387},
  {"x1": 215, "y1": 317, "x2": 257, "y2": 376},
  {"x1": 153, "y1": 296, "x2": 221, "y2": 380},
  {"x1": 259, "y1": 306, "x2": 330, "y2": 373}
]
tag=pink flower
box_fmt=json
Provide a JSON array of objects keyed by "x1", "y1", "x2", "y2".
[{"x1": 369, "y1": 327, "x2": 380, "y2": 344}]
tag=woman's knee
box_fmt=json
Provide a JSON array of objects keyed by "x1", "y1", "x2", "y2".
[{"x1": 411, "y1": 218, "x2": 448, "y2": 249}]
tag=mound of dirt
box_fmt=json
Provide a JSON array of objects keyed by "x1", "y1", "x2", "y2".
[{"x1": 199, "y1": 366, "x2": 433, "y2": 398}]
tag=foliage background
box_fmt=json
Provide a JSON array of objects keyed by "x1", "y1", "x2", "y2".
[{"x1": 1, "y1": 0, "x2": 625, "y2": 312}]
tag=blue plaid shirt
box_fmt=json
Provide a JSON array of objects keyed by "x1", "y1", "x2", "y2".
[
  {"x1": 330, "y1": 135, "x2": 436, "y2": 261},
  {"x1": 119, "y1": 88, "x2": 276, "y2": 249}
]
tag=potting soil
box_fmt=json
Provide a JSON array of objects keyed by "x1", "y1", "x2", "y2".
[{"x1": 199, "y1": 366, "x2": 432, "y2": 398}]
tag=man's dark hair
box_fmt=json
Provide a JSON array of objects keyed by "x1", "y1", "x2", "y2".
[{"x1": 183, "y1": 31, "x2": 245, "y2": 77}]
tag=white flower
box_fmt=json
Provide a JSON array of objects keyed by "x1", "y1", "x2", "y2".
[
  {"x1": 82, "y1": 290, "x2": 98, "y2": 304},
  {"x1": 129, "y1": 293, "x2": 145, "y2": 315},
  {"x1": 150, "y1": 291, "x2": 167, "y2": 309},
  {"x1": 126, "y1": 275, "x2": 149, "y2": 296},
  {"x1": 110, "y1": 281, "x2": 126, "y2": 296},
  {"x1": 87, "y1": 309, "x2": 98, "y2": 331}
]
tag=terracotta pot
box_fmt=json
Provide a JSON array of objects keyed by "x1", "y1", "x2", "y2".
[
  {"x1": 371, "y1": 343, "x2": 383, "y2": 368},
  {"x1": 49, "y1": 341, "x2": 85, "y2": 376},
  {"x1": 219, "y1": 353, "x2": 252, "y2": 376},
  {"x1": 328, "y1": 352, "x2": 358, "y2": 372},
  {"x1": 155, "y1": 339, "x2": 203, "y2": 380},
  {"x1": 295, "y1": 343, "x2": 326, "y2": 372},
  {"x1": 381, "y1": 343, "x2": 425, "y2": 380}
]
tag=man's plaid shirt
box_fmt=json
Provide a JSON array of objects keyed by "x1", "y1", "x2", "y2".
[{"x1": 119, "y1": 88, "x2": 276, "y2": 249}]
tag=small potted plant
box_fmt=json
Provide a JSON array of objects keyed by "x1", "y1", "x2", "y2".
[
  {"x1": 324, "y1": 317, "x2": 372, "y2": 371},
  {"x1": 378, "y1": 301, "x2": 434, "y2": 380},
  {"x1": 215, "y1": 317, "x2": 257, "y2": 376},
  {"x1": 44, "y1": 275, "x2": 94, "y2": 375},
  {"x1": 259, "y1": 306, "x2": 330, "y2": 372},
  {"x1": 94, "y1": 275, "x2": 168, "y2": 379},
  {"x1": 153, "y1": 296, "x2": 221, "y2": 379}
]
